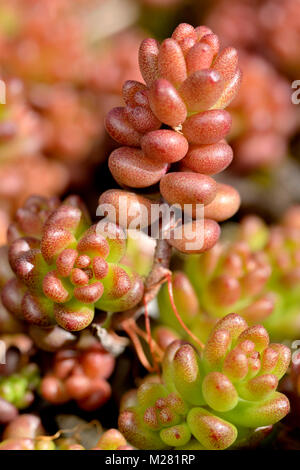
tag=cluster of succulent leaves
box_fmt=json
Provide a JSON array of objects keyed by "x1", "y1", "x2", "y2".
[
  {"x1": 0, "y1": 19, "x2": 295, "y2": 452},
  {"x1": 1, "y1": 195, "x2": 144, "y2": 332},
  {"x1": 158, "y1": 208, "x2": 300, "y2": 343},
  {"x1": 119, "y1": 314, "x2": 290, "y2": 450},
  {"x1": 0, "y1": 414, "x2": 132, "y2": 450}
]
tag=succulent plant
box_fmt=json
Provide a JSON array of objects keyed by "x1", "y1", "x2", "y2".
[
  {"x1": 0, "y1": 0, "x2": 92, "y2": 84},
  {"x1": 104, "y1": 22, "x2": 241, "y2": 254},
  {"x1": 259, "y1": 0, "x2": 300, "y2": 77},
  {"x1": 159, "y1": 208, "x2": 300, "y2": 342},
  {"x1": 158, "y1": 216, "x2": 274, "y2": 342},
  {"x1": 206, "y1": 0, "x2": 300, "y2": 79},
  {"x1": 60, "y1": 428, "x2": 134, "y2": 450},
  {"x1": 223, "y1": 209, "x2": 300, "y2": 341},
  {"x1": 40, "y1": 341, "x2": 115, "y2": 411},
  {"x1": 120, "y1": 230, "x2": 155, "y2": 278},
  {"x1": 119, "y1": 313, "x2": 290, "y2": 450},
  {"x1": 0, "y1": 363, "x2": 40, "y2": 409},
  {"x1": 1, "y1": 195, "x2": 144, "y2": 331}
]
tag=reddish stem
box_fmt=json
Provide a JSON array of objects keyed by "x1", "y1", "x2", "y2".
[
  {"x1": 122, "y1": 320, "x2": 157, "y2": 373},
  {"x1": 166, "y1": 272, "x2": 205, "y2": 349}
]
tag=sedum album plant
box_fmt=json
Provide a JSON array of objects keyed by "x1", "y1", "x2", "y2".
[
  {"x1": 119, "y1": 314, "x2": 291, "y2": 450},
  {"x1": 1, "y1": 195, "x2": 144, "y2": 332},
  {"x1": 0, "y1": 414, "x2": 133, "y2": 450},
  {"x1": 0, "y1": 414, "x2": 56, "y2": 450},
  {"x1": 158, "y1": 208, "x2": 300, "y2": 343}
]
